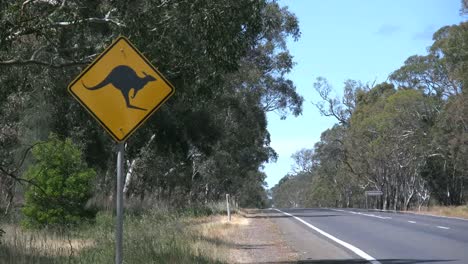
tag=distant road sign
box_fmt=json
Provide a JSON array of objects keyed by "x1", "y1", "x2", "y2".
[
  {"x1": 68, "y1": 36, "x2": 175, "y2": 142},
  {"x1": 365, "y1": 191, "x2": 383, "y2": 196}
]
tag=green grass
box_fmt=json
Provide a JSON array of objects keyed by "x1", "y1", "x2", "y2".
[{"x1": 0, "y1": 204, "x2": 229, "y2": 264}]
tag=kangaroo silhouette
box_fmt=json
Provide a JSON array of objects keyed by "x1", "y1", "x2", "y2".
[{"x1": 82, "y1": 65, "x2": 156, "y2": 111}]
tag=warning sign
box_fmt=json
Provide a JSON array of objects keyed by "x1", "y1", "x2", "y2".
[{"x1": 68, "y1": 36, "x2": 174, "y2": 142}]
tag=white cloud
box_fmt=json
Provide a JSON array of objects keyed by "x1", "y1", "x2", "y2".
[{"x1": 376, "y1": 24, "x2": 400, "y2": 35}]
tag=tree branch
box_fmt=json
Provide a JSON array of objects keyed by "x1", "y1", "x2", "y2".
[
  {"x1": 0, "y1": 57, "x2": 89, "y2": 68},
  {"x1": 0, "y1": 142, "x2": 48, "y2": 193},
  {"x1": 12, "y1": 142, "x2": 45, "y2": 175},
  {"x1": 0, "y1": 166, "x2": 46, "y2": 195},
  {"x1": 52, "y1": 17, "x2": 126, "y2": 28}
]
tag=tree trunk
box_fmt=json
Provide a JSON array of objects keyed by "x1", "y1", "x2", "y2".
[
  {"x1": 3, "y1": 179, "x2": 15, "y2": 215},
  {"x1": 4, "y1": 190, "x2": 14, "y2": 215},
  {"x1": 404, "y1": 192, "x2": 414, "y2": 211},
  {"x1": 123, "y1": 159, "x2": 136, "y2": 195}
]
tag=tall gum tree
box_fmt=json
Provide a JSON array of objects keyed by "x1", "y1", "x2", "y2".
[{"x1": 0, "y1": 0, "x2": 303, "y2": 207}]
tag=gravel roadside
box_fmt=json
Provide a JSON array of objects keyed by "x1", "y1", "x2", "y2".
[{"x1": 227, "y1": 209, "x2": 298, "y2": 264}]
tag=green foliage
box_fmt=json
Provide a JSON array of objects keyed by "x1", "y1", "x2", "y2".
[
  {"x1": 0, "y1": 0, "x2": 303, "y2": 208},
  {"x1": 236, "y1": 171, "x2": 270, "y2": 208},
  {"x1": 22, "y1": 135, "x2": 96, "y2": 229},
  {"x1": 423, "y1": 93, "x2": 468, "y2": 205},
  {"x1": 271, "y1": 173, "x2": 312, "y2": 208}
]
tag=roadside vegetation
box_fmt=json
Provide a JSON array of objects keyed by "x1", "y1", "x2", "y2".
[
  {"x1": 410, "y1": 205, "x2": 468, "y2": 219},
  {"x1": 1, "y1": 203, "x2": 240, "y2": 263},
  {"x1": 0, "y1": 0, "x2": 302, "y2": 262},
  {"x1": 272, "y1": 7, "x2": 468, "y2": 211}
]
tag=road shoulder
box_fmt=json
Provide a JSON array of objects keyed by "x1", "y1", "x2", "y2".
[{"x1": 227, "y1": 209, "x2": 298, "y2": 263}]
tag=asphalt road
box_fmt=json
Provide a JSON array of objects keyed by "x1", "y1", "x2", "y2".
[{"x1": 267, "y1": 208, "x2": 468, "y2": 264}]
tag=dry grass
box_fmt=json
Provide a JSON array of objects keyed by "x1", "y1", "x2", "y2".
[
  {"x1": 189, "y1": 214, "x2": 249, "y2": 263},
  {"x1": 411, "y1": 205, "x2": 468, "y2": 219},
  {"x1": 1, "y1": 224, "x2": 94, "y2": 257},
  {"x1": 0, "y1": 206, "x2": 244, "y2": 263}
]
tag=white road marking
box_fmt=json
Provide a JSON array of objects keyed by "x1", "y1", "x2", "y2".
[
  {"x1": 368, "y1": 209, "x2": 468, "y2": 222},
  {"x1": 330, "y1": 209, "x2": 392, "y2": 219},
  {"x1": 408, "y1": 221, "x2": 417, "y2": 224},
  {"x1": 333, "y1": 209, "x2": 346, "y2": 212},
  {"x1": 360, "y1": 213, "x2": 391, "y2": 219},
  {"x1": 437, "y1": 226, "x2": 450, "y2": 230},
  {"x1": 274, "y1": 209, "x2": 382, "y2": 264}
]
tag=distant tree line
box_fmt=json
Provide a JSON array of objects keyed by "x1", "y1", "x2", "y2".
[
  {"x1": 0, "y1": 0, "x2": 303, "y2": 222},
  {"x1": 272, "y1": 22, "x2": 467, "y2": 210}
]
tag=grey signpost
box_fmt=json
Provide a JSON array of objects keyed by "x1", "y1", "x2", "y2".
[
  {"x1": 365, "y1": 190, "x2": 383, "y2": 209},
  {"x1": 226, "y1": 194, "x2": 231, "y2": 222},
  {"x1": 116, "y1": 143, "x2": 125, "y2": 264}
]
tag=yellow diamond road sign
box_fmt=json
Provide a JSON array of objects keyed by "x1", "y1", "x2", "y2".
[{"x1": 68, "y1": 36, "x2": 174, "y2": 142}]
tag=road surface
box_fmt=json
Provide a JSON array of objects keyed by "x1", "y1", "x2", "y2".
[{"x1": 266, "y1": 208, "x2": 468, "y2": 264}]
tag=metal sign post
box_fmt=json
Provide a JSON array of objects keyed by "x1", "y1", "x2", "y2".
[
  {"x1": 226, "y1": 194, "x2": 231, "y2": 222},
  {"x1": 116, "y1": 143, "x2": 125, "y2": 264},
  {"x1": 365, "y1": 190, "x2": 383, "y2": 210}
]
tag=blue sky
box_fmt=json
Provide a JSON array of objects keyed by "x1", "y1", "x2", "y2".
[{"x1": 263, "y1": 0, "x2": 466, "y2": 188}]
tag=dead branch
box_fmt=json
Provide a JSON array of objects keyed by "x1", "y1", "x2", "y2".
[
  {"x1": 0, "y1": 57, "x2": 89, "y2": 68},
  {"x1": 52, "y1": 17, "x2": 126, "y2": 28},
  {"x1": 0, "y1": 166, "x2": 46, "y2": 195}
]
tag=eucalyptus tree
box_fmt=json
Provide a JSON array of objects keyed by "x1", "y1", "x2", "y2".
[
  {"x1": 1, "y1": 0, "x2": 303, "y2": 208},
  {"x1": 390, "y1": 22, "x2": 468, "y2": 206},
  {"x1": 271, "y1": 173, "x2": 312, "y2": 208},
  {"x1": 273, "y1": 20, "x2": 467, "y2": 210}
]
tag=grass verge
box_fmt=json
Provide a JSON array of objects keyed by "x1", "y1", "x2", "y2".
[
  {"x1": 411, "y1": 205, "x2": 468, "y2": 219},
  {"x1": 0, "y1": 204, "x2": 240, "y2": 264}
]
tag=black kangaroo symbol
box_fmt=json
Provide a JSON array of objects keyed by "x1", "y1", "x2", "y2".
[{"x1": 82, "y1": 65, "x2": 156, "y2": 111}]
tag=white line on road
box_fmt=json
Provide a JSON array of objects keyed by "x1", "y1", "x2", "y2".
[
  {"x1": 330, "y1": 209, "x2": 392, "y2": 220},
  {"x1": 358, "y1": 212, "x2": 392, "y2": 219},
  {"x1": 274, "y1": 209, "x2": 381, "y2": 264},
  {"x1": 408, "y1": 221, "x2": 416, "y2": 224},
  {"x1": 332, "y1": 209, "x2": 346, "y2": 212},
  {"x1": 368, "y1": 209, "x2": 468, "y2": 222},
  {"x1": 436, "y1": 226, "x2": 450, "y2": 230}
]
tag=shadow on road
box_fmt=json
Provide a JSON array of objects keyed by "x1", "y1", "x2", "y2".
[{"x1": 244, "y1": 258, "x2": 456, "y2": 264}]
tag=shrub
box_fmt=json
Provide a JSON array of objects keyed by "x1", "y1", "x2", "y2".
[{"x1": 22, "y1": 135, "x2": 96, "y2": 229}]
